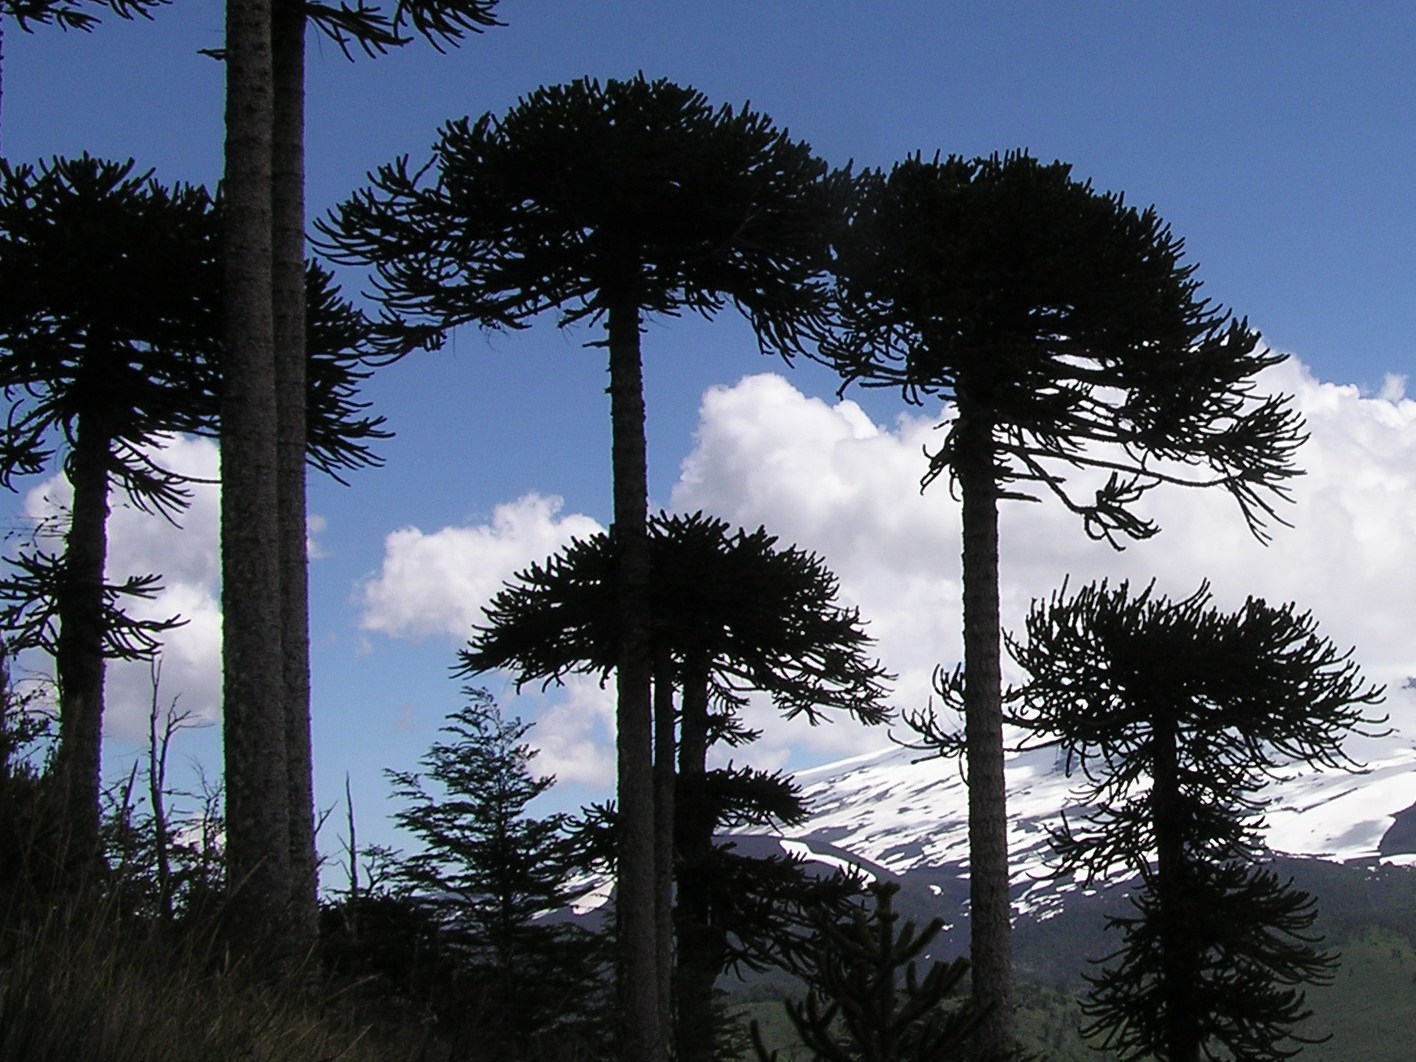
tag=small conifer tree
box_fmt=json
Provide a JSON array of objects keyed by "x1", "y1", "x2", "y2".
[
  {"x1": 752, "y1": 882, "x2": 997, "y2": 1062},
  {"x1": 386, "y1": 687, "x2": 608, "y2": 1057}
]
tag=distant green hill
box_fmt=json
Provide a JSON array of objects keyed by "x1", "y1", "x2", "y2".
[{"x1": 730, "y1": 856, "x2": 1416, "y2": 1059}]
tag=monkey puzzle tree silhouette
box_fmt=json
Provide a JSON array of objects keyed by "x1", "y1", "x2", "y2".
[
  {"x1": 0, "y1": 155, "x2": 216, "y2": 879},
  {"x1": 824, "y1": 151, "x2": 1305, "y2": 1051},
  {"x1": 319, "y1": 77, "x2": 837, "y2": 1059},
  {"x1": 1008, "y1": 579, "x2": 1385, "y2": 1062},
  {"x1": 220, "y1": 0, "x2": 502, "y2": 963},
  {"x1": 0, "y1": 154, "x2": 386, "y2": 887},
  {"x1": 460, "y1": 510, "x2": 891, "y2": 1062}
]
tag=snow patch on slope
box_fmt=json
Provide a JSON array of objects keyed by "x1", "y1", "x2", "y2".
[{"x1": 748, "y1": 689, "x2": 1416, "y2": 916}]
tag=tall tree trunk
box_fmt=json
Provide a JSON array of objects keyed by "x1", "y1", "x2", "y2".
[
  {"x1": 271, "y1": 0, "x2": 317, "y2": 950},
  {"x1": 653, "y1": 650, "x2": 676, "y2": 1047},
  {"x1": 1152, "y1": 710, "x2": 1201, "y2": 1062},
  {"x1": 674, "y1": 653, "x2": 718, "y2": 1062},
  {"x1": 953, "y1": 402, "x2": 1014, "y2": 1051},
  {"x1": 52, "y1": 413, "x2": 110, "y2": 882},
  {"x1": 221, "y1": 0, "x2": 291, "y2": 959},
  {"x1": 606, "y1": 296, "x2": 663, "y2": 1062}
]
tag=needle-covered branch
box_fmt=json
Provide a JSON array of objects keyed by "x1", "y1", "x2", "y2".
[
  {"x1": 460, "y1": 510, "x2": 892, "y2": 725},
  {"x1": 1008, "y1": 579, "x2": 1385, "y2": 1060},
  {"x1": 0, "y1": 0, "x2": 164, "y2": 32},
  {"x1": 827, "y1": 152, "x2": 1305, "y2": 547}
]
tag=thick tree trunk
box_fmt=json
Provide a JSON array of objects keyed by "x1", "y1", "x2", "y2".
[
  {"x1": 271, "y1": 0, "x2": 317, "y2": 950},
  {"x1": 1152, "y1": 711, "x2": 1202, "y2": 1062},
  {"x1": 221, "y1": 0, "x2": 292, "y2": 959},
  {"x1": 953, "y1": 403, "x2": 1014, "y2": 1051},
  {"x1": 674, "y1": 655, "x2": 719, "y2": 1062},
  {"x1": 606, "y1": 297, "x2": 664, "y2": 1062},
  {"x1": 52, "y1": 415, "x2": 110, "y2": 881},
  {"x1": 653, "y1": 652, "x2": 676, "y2": 1046}
]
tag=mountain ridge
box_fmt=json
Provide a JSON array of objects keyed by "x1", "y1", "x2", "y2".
[{"x1": 741, "y1": 687, "x2": 1416, "y2": 920}]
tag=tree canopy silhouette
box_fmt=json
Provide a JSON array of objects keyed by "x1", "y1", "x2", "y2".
[
  {"x1": 461, "y1": 510, "x2": 891, "y2": 1062},
  {"x1": 825, "y1": 151, "x2": 1306, "y2": 1051},
  {"x1": 0, "y1": 153, "x2": 385, "y2": 883},
  {"x1": 1009, "y1": 579, "x2": 1385, "y2": 1062},
  {"x1": 385, "y1": 687, "x2": 606, "y2": 1058},
  {"x1": 320, "y1": 75, "x2": 838, "y2": 1061}
]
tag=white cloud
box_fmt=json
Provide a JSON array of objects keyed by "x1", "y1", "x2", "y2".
[
  {"x1": 671, "y1": 358, "x2": 1416, "y2": 772},
  {"x1": 307, "y1": 514, "x2": 329, "y2": 560},
  {"x1": 358, "y1": 493, "x2": 603, "y2": 642},
  {"x1": 496, "y1": 673, "x2": 617, "y2": 789},
  {"x1": 356, "y1": 494, "x2": 610, "y2": 787},
  {"x1": 342, "y1": 355, "x2": 1416, "y2": 794}
]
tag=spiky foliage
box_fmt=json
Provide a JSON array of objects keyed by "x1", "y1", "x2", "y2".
[
  {"x1": 830, "y1": 151, "x2": 1305, "y2": 1051},
  {"x1": 318, "y1": 74, "x2": 836, "y2": 355},
  {"x1": 752, "y1": 882, "x2": 996, "y2": 1062},
  {"x1": 1009, "y1": 579, "x2": 1386, "y2": 1061},
  {"x1": 0, "y1": 0, "x2": 163, "y2": 31},
  {"x1": 828, "y1": 152, "x2": 1303, "y2": 545},
  {"x1": 302, "y1": 0, "x2": 500, "y2": 57},
  {"x1": 0, "y1": 156, "x2": 387, "y2": 507},
  {"x1": 0, "y1": 156, "x2": 219, "y2": 504},
  {"x1": 385, "y1": 688, "x2": 608, "y2": 1058},
  {"x1": 462, "y1": 511, "x2": 891, "y2": 723}
]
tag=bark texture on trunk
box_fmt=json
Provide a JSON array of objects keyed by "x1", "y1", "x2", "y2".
[
  {"x1": 673, "y1": 655, "x2": 718, "y2": 1062},
  {"x1": 954, "y1": 403, "x2": 1014, "y2": 1051},
  {"x1": 606, "y1": 297, "x2": 664, "y2": 1062},
  {"x1": 221, "y1": 0, "x2": 292, "y2": 957},
  {"x1": 53, "y1": 414, "x2": 110, "y2": 881},
  {"x1": 271, "y1": 0, "x2": 317, "y2": 950}
]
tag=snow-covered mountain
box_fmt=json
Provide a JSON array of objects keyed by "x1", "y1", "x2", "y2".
[{"x1": 742, "y1": 687, "x2": 1416, "y2": 920}]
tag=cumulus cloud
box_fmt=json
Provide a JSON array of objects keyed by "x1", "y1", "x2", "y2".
[
  {"x1": 347, "y1": 354, "x2": 1416, "y2": 791},
  {"x1": 672, "y1": 358, "x2": 1416, "y2": 770},
  {"x1": 18, "y1": 435, "x2": 224, "y2": 741},
  {"x1": 356, "y1": 494, "x2": 608, "y2": 784},
  {"x1": 491, "y1": 673, "x2": 617, "y2": 789},
  {"x1": 358, "y1": 493, "x2": 603, "y2": 642}
]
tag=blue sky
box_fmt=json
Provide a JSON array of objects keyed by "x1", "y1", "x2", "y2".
[{"x1": 4, "y1": 2, "x2": 1415, "y2": 872}]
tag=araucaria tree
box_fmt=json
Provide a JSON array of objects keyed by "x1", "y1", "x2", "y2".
[
  {"x1": 461, "y1": 511, "x2": 891, "y2": 1062},
  {"x1": 825, "y1": 152, "x2": 1305, "y2": 1050},
  {"x1": 265, "y1": 0, "x2": 502, "y2": 948},
  {"x1": 1009, "y1": 579, "x2": 1385, "y2": 1062},
  {"x1": 223, "y1": 0, "x2": 493, "y2": 955},
  {"x1": 0, "y1": 156, "x2": 217, "y2": 878},
  {"x1": 319, "y1": 77, "x2": 837, "y2": 1061},
  {"x1": 0, "y1": 153, "x2": 385, "y2": 894}
]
